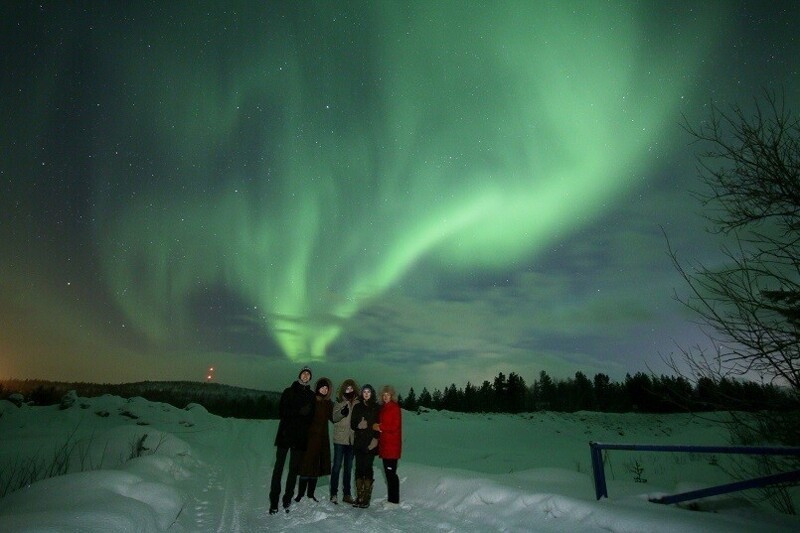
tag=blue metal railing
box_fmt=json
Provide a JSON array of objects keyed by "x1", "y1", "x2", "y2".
[{"x1": 589, "y1": 442, "x2": 800, "y2": 504}]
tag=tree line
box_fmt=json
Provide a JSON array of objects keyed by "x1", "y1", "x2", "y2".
[
  {"x1": 398, "y1": 370, "x2": 797, "y2": 414},
  {"x1": 0, "y1": 379, "x2": 280, "y2": 419},
  {"x1": 3, "y1": 371, "x2": 795, "y2": 419}
]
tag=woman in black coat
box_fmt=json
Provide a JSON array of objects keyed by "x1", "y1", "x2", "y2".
[{"x1": 349, "y1": 383, "x2": 380, "y2": 508}]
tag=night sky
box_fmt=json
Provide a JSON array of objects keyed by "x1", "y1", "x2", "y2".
[{"x1": 2, "y1": 1, "x2": 798, "y2": 393}]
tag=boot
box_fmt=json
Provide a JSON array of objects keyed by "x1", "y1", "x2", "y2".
[
  {"x1": 294, "y1": 478, "x2": 308, "y2": 502},
  {"x1": 359, "y1": 479, "x2": 374, "y2": 508},
  {"x1": 353, "y1": 478, "x2": 363, "y2": 507},
  {"x1": 307, "y1": 478, "x2": 318, "y2": 501}
]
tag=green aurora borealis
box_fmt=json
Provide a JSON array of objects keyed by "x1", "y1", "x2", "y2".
[
  {"x1": 92, "y1": 3, "x2": 716, "y2": 360},
  {"x1": 2, "y1": 2, "x2": 798, "y2": 389}
]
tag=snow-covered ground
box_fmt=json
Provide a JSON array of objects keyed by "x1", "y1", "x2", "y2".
[{"x1": 0, "y1": 394, "x2": 797, "y2": 532}]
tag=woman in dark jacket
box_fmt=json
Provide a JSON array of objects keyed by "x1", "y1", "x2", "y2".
[
  {"x1": 349, "y1": 383, "x2": 380, "y2": 508},
  {"x1": 295, "y1": 377, "x2": 333, "y2": 502}
]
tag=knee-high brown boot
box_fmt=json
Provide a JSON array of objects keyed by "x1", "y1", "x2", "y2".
[
  {"x1": 353, "y1": 478, "x2": 364, "y2": 507},
  {"x1": 359, "y1": 479, "x2": 374, "y2": 508}
]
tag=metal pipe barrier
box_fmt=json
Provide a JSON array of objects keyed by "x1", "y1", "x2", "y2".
[{"x1": 589, "y1": 442, "x2": 800, "y2": 504}]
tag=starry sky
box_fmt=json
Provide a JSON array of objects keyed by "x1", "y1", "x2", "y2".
[{"x1": 1, "y1": 1, "x2": 798, "y2": 393}]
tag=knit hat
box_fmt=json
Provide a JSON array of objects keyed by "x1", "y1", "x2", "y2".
[
  {"x1": 298, "y1": 366, "x2": 312, "y2": 379},
  {"x1": 361, "y1": 384, "x2": 375, "y2": 396}
]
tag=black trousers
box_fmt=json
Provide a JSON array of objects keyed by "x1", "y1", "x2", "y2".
[
  {"x1": 354, "y1": 451, "x2": 375, "y2": 480},
  {"x1": 269, "y1": 447, "x2": 303, "y2": 508},
  {"x1": 382, "y1": 458, "x2": 399, "y2": 503}
]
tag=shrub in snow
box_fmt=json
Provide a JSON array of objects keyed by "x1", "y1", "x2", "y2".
[
  {"x1": 8, "y1": 393, "x2": 24, "y2": 407},
  {"x1": 184, "y1": 403, "x2": 208, "y2": 414},
  {"x1": 60, "y1": 390, "x2": 78, "y2": 410}
]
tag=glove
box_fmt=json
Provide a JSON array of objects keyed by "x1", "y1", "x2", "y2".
[
  {"x1": 341, "y1": 405, "x2": 349, "y2": 417},
  {"x1": 299, "y1": 404, "x2": 311, "y2": 416},
  {"x1": 372, "y1": 423, "x2": 381, "y2": 431},
  {"x1": 357, "y1": 418, "x2": 367, "y2": 429},
  {"x1": 368, "y1": 438, "x2": 378, "y2": 450}
]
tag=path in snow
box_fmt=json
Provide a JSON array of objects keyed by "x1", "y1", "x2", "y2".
[{"x1": 173, "y1": 417, "x2": 524, "y2": 532}]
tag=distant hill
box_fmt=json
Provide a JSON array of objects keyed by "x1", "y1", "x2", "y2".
[{"x1": 0, "y1": 379, "x2": 281, "y2": 419}]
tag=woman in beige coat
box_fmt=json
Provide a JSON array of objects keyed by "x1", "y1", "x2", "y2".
[{"x1": 329, "y1": 378, "x2": 358, "y2": 504}]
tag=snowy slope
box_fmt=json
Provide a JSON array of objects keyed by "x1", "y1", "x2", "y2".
[{"x1": 0, "y1": 395, "x2": 797, "y2": 532}]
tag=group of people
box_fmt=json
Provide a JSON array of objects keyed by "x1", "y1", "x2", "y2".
[{"x1": 269, "y1": 366, "x2": 403, "y2": 514}]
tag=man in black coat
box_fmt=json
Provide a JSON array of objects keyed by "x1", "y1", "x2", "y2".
[{"x1": 269, "y1": 366, "x2": 316, "y2": 514}]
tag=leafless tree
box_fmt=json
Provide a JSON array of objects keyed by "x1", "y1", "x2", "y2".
[{"x1": 668, "y1": 92, "x2": 800, "y2": 513}]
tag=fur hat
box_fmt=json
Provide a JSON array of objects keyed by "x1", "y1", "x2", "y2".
[
  {"x1": 315, "y1": 377, "x2": 333, "y2": 400},
  {"x1": 379, "y1": 384, "x2": 398, "y2": 403},
  {"x1": 337, "y1": 378, "x2": 359, "y2": 401}
]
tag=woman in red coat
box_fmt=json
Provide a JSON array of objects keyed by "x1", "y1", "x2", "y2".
[{"x1": 375, "y1": 384, "x2": 402, "y2": 507}]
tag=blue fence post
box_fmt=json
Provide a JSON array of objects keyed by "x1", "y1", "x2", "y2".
[
  {"x1": 589, "y1": 442, "x2": 608, "y2": 500},
  {"x1": 588, "y1": 442, "x2": 800, "y2": 503}
]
